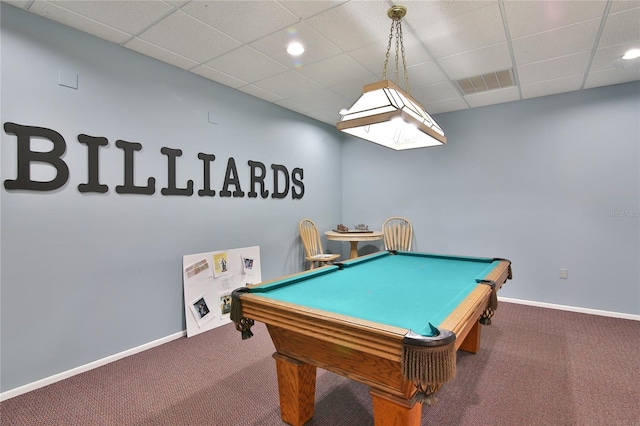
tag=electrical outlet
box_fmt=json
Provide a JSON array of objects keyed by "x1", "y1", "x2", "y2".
[{"x1": 559, "y1": 268, "x2": 568, "y2": 279}]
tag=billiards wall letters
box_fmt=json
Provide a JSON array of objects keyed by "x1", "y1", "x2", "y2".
[{"x1": 3, "y1": 122, "x2": 305, "y2": 199}]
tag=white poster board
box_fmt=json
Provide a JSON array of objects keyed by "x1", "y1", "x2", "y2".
[{"x1": 182, "y1": 246, "x2": 261, "y2": 337}]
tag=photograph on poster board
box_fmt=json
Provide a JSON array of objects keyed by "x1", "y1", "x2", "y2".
[
  {"x1": 242, "y1": 255, "x2": 256, "y2": 275},
  {"x1": 213, "y1": 251, "x2": 231, "y2": 278},
  {"x1": 190, "y1": 294, "x2": 215, "y2": 328},
  {"x1": 183, "y1": 246, "x2": 261, "y2": 337},
  {"x1": 184, "y1": 257, "x2": 212, "y2": 286},
  {"x1": 219, "y1": 291, "x2": 232, "y2": 317}
]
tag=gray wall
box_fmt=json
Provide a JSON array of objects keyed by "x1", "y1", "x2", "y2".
[
  {"x1": 342, "y1": 81, "x2": 639, "y2": 315},
  {"x1": 1, "y1": 4, "x2": 342, "y2": 392}
]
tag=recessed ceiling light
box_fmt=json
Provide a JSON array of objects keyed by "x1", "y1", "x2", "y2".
[
  {"x1": 622, "y1": 48, "x2": 640, "y2": 60},
  {"x1": 287, "y1": 42, "x2": 304, "y2": 56}
]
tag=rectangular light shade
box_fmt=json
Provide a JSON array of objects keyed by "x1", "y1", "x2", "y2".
[{"x1": 337, "y1": 80, "x2": 446, "y2": 150}]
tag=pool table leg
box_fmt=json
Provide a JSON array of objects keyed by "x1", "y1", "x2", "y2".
[
  {"x1": 370, "y1": 388, "x2": 422, "y2": 426},
  {"x1": 458, "y1": 320, "x2": 482, "y2": 354},
  {"x1": 273, "y1": 353, "x2": 317, "y2": 426}
]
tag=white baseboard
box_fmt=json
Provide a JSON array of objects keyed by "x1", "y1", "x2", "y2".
[
  {"x1": 0, "y1": 330, "x2": 185, "y2": 402},
  {"x1": 500, "y1": 297, "x2": 640, "y2": 321},
  {"x1": 2, "y1": 299, "x2": 638, "y2": 402}
]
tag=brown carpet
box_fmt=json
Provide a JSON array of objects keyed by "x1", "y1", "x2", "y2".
[{"x1": 1, "y1": 302, "x2": 639, "y2": 425}]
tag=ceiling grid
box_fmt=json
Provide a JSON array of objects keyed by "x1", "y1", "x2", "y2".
[{"x1": 2, "y1": 0, "x2": 638, "y2": 125}]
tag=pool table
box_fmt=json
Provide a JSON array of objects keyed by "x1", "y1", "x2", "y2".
[{"x1": 231, "y1": 251, "x2": 512, "y2": 426}]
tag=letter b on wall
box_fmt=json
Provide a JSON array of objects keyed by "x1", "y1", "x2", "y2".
[{"x1": 4, "y1": 122, "x2": 70, "y2": 191}]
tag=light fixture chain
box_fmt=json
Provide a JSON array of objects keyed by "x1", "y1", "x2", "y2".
[
  {"x1": 383, "y1": 8, "x2": 410, "y2": 92},
  {"x1": 394, "y1": 19, "x2": 400, "y2": 86},
  {"x1": 399, "y1": 19, "x2": 409, "y2": 93},
  {"x1": 382, "y1": 19, "x2": 395, "y2": 80}
]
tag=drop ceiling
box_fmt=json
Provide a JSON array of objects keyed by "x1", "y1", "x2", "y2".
[{"x1": 3, "y1": 0, "x2": 640, "y2": 127}]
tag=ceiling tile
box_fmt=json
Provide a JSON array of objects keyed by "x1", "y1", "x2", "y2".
[
  {"x1": 439, "y1": 43, "x2": 513, "y2": 81},
  {"x1": 347, "y1": 31, "x2": 433, "y2": 76},
  {"x1": 591, "y1": 42, "x2": 640, "y2": 71},
  {"x1": 190, "y1": 65, "x2": 248, "y2": 89},
  {"x1": 330, "y1": 76, "x2": 381, "y2": 103},
  {"x1": 2, "y1": 1, "x2": 31, "y2": 7},
  {"x1": 44, "y1": 0, "x2": 175, "y2": 35},
  {"x1": 276, "y1": 98, "x2": 313, "y2": 115},
  {"x1": 608, "y1": 1, "x2": 640, "y2": 13},
  {"x1": 517, "y1": 52, "x2": 591, "y2": 85},
  {"x1": 137, "y1": 10, "x2": 242, "y2": 63},
  {"x1": 126, "y1": 38, "x2": 199, "y2": 70},
  {"x1": 504, "y1": 1, "x2": 606, "y2": 39},
  {"x1": 204, "y1": 47, "x2": 288, "y2": 84},
  {"x1": 586, "y1": 43, "x2": 640, "y2": 88},
  {"x1": 512, "y1": 19, "x2": 601, "y2": 65},
  {"x1": 411, "y1": 81, "x2": 461, "y2": 104},
  {"x1": 181, "y1": 0, "x2": 299, "y2": 44},
  {"x1": 308, "y1": 108, "x2": 341, "y2": 123},
  {"x1": 281, "y1": 87, "x2": 348, "y2": 115},
  {"x1": 252, "y1": 70, "x2": 322, "y2": 99},
  {"x1": 415, "y1": 3, "x2": 506, "y2": 59},
  {"x1": 425, "y1": 97, "x2": 470, "y2": 115},
  {"x1": 305, "y1": 1, "x2": 392, "y2": 51},
  {"x1": 345, "y1": 41, "x2": 387, "y2": 76},
  {"x1": 297, "y1": 53, "x2": 373, "y2": 87},
  {"x1": 278, "y1": 1, "x2": 347, "y2": 19},
  {"x1": 28, "y1": 1, "x2": 131, "y2": 44},
  {"x1": 249, "y1": 22, "x2": 341, "y2": 68},
  {"x1": 464, "y1": 86, "x2": 520, "y2": 108},
  {"x1": 585, "y1": 65, "x2": 640, "y2": 89},
  {"x1": 404, "y1": 1, "x2": 494, "y2": 29},
  {"x1": 298, "y1": 87, "x2": 349, "y2": 108},
  {"x1": 521, "y1": 76, "x2": 583, "y2": 100},
  {"x1": 406, "y1": 61, "x2": 449, "y2": 89},
  {"x1": 237, "y1": 84, "x2": 285, "y2": 104},
  {"x1": 304, "y1": 110, "x2": 339, "y2": 126},
  {"x1": 598, "y1": 7, "x2": 640, "y2": 48}
]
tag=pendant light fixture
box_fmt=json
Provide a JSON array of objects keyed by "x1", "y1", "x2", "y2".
[{"x1": 337, "y1": 5, "x2": 446, "y2": 150}]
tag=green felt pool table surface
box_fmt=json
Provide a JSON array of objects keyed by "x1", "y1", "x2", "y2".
[{"x1": 248, "y1": 251, "x2": 503, "y2": 337}]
